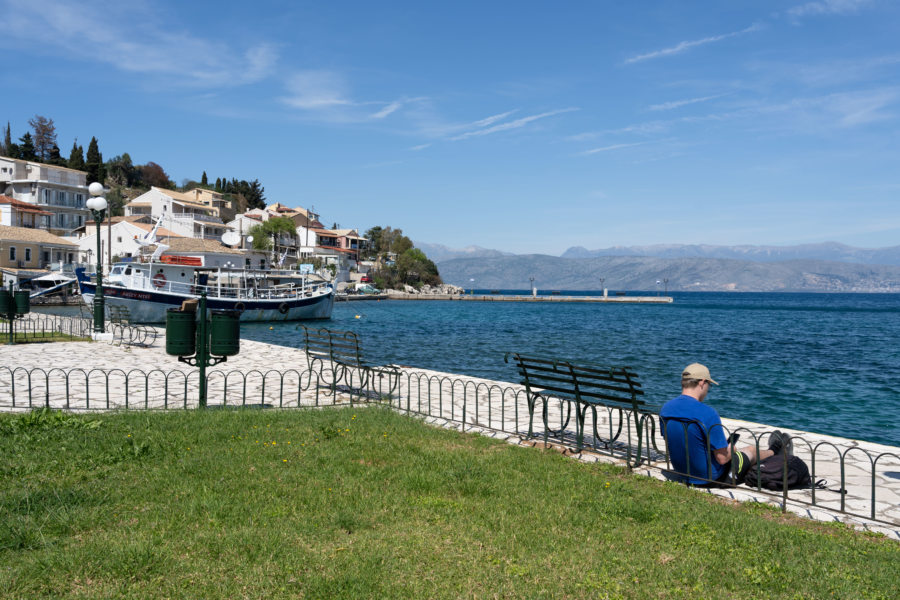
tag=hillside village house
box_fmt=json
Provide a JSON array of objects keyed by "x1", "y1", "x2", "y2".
[
  {"x1": 0, "y1": 157, "x2": 89, "y2": 236},
  {"x1": 124, "y1": 187, "x2": 232, "y2": 241},
  {"x1": 0, "y1": 224, "x2": 79, "y2": 286}
]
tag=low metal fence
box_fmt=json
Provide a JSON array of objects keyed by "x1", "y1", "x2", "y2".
[
  {"x1": 5, "y1": 313, "x2": 158, "y2": 347},
  {"x1": 0, "y1": 360, "x2": 897, "y2": 528}
]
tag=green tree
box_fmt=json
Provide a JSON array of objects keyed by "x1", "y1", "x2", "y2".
[
  {"x1": 1, "y1": 122, "x2": 11, "y2": 157},
  {"x1": 105, "y1": 153, "x2": 136, "y2": 187},
  {"x1": 28, "y1": 115, "x2": 57, "y2": 161},
  {"x1": 215, "y1": 177, "x2": 222, "y2": 191},
  {"x1": 247, "y1": 216, "x2": 297, "y2": 250},
  {"x1": 396, "y1": 248, "x2": 441, "y2": 286},
  {"x1": 201, "y1": 171, "x2": 208, "y2": 186},
  {"x1": 85, "y1": 136, "x2": 104, "y2": 183},
  {"x1": 364, "y1": 226, "x2": 383, "y2": 257},
  {"x1": 48, "y1": 143, "x2": 67, "y2": 166},
  {"x1": 18, "y1": 132, "x2": 36, "y2": 160},
  {"x1": 68, "y1": 141, "x2": 85, "y2": 171}
]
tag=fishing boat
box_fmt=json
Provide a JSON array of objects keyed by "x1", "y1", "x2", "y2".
[{"x1": 75, "y1": 259, "x2": 334, "y2": 323}]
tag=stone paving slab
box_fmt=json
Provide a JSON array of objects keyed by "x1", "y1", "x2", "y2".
[{"x1": 1, "y1": 329, "x2": 898, "y2": 539}]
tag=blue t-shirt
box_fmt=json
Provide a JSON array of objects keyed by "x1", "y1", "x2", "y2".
[{"x1": 660, "y1": 394, "x2": 728, "y2": 484}]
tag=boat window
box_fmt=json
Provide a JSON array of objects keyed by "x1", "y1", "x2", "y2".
[
  {"x1": 125, "y1": 267, "x2": 132, "y2": 275},
  {"x1": 110, "y1": 266, "x2": 123, "y2": 275}
]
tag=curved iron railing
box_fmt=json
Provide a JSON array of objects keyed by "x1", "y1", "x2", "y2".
[
  {"x1": 7, "y1": 313, "x2": 158, "y2": 347},
  {"x1": 0, "y1": 360, "x2": 897, "y2": 527}
]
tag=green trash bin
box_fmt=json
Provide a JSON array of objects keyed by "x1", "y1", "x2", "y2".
[
  {"x1": 165, "y1": 308, "x2": 196, "y2": 356},
  {"x1": 0, "y1": 289, "x2": 10, "y2": 315},
  {"x1": 14, "y1": 290, "x2": 30, "y2": 315},
  {"x1": 209, "y1": 309, "x2": 240, "y2": 357}
]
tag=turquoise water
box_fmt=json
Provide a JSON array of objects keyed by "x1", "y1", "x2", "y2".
[{"x1": 241, "y1": 292, "x2": 900, "y2": 447}]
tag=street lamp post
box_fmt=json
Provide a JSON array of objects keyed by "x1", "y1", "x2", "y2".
[{"x1": 86, "y1": 182, "x2": 108, "y2": 334}]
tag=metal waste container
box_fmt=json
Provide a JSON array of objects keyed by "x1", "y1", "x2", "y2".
[
  {"x1": 0, "y1": 289, "x2": 10, "y2": 315},
  {"x1": 209, "y1": 309, "x2": 240, "y2": 356},
  {"x1": 14, "y1": 290, "x2": 30, "y2": 315},
  {"x1": 165, "y1": 308, "x2": 196, "y2": 356}
]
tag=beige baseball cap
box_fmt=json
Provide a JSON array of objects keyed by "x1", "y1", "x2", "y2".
[{"x1": 682, "y1": 363, "x2": 718, "y2": 385}]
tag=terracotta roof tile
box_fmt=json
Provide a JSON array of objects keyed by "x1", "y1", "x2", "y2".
[{"x1": 0, "y1": 224, "x2": 78, "y2": 246}]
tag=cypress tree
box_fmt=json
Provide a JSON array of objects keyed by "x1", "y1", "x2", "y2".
[
  {"x1": 215, "y1": 177, "x2": 221, "y2": 191},
  {"x1": 85, "y1": 136, "x2": 104, "y2": 184},
  {"x1": 68, "y1": 141, "x2": 85, "y2": 171},
  {"x1": 1, "y1": 122, "x2": 11, "y2": 157},
  {"x1": 201, "y1": 171, "x2": 208, "y2": 186},
  {"x1": 18, "y1": 133, "x2": 37, "y2": 160}
]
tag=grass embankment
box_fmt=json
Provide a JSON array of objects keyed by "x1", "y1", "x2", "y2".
[{"x1": 1, "y1": 408, "x2": 896, "y2": 599}]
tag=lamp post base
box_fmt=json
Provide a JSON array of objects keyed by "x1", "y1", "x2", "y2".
[{"x1": 91, "y1": 331, "x2": 114, "y2": 341}]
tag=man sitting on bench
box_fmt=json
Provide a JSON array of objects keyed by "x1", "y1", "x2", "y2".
[{"x1": 660, "y1": 363, "x2": 788, "y2": 486}]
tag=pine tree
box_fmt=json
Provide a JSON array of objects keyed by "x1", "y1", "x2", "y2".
[
  {"x1": 85, "y1": 136, "x2": 104, "y2": 184},
  {"x1": 18, "y1": 133, "x2": 37, "y2": 161},
  {"x1": 28, "y1": 115, "x2": 57, "y2": 161},
  {"x1": 68, "y1": 141, "x2": 85, "y2": 171},
  {"x1": 201, "y1": 171, "x2": 208, "y2": 186},
  {"x1": 48, "y1": 144, "x2": 67, "y2": 166}
]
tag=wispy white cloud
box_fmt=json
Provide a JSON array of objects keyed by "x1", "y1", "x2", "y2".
[
  {"x1": 787, "y1": 0, "x2": 873, "y2": 18},
  {"x1": 624, "y1": 24, "x2": 761, "y2": 64},
  {"x1": 0, "y1": 0, "x2": 277, "y2": 87},
  {"x1": 280, "y1": 71, "x2": 353, "y2": 110},
  {"x1": 471, "y1": 111, "x2": 518, "y2": 128},
  {"x1": 583, "y1": 141, "x2": 651, "y2": 155},
  {"x1": 371, "y1": 101, "x2": 404, "y2": 119},
  {"x1": 450, "y1": 108, "x2": 579, "y2": 141},
  {"x1": 648, "y1": 94, "x2": 728, "y2": 111},
  {"x1": 410, "y1": 143, "x2": 432, "y2": 151}
]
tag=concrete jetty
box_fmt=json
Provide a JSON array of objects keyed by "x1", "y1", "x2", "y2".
[
  {"x1": 385, "y1": 293, "x2": 674, "y2": 303},
  {"x1": 0, "y1": 321, "x2": 897, "y2": 539}
]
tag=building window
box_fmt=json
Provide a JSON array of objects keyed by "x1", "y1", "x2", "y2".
[
  {"x1": 67, "y1": 253, "x2": 74, "y2": 263},
  {"x1": 245, "y1": 258, "x2": 251, "y2": 268},
  {"x1": 25, "y1": 248, "x2": 31, "y2": 262},
  {"x1": 9, "y1": 246, "x2": 16, "y2": 261},
  {"x1": 42, "y1": 251, "x2": 50, "y2": 263},
  {"x1": 43, "y1": 189, "x2": 51, "y2": 203},
  {"x1": 259, "y1": 260, "x2": 266, "y2": 269},
  {"x1": 117, "y1": 236, "x2": 122, "y2": 243},
  {"x1": 77, "y1": 215, "x2": 83, "y2": 227},
  {"x1": 75, "y1": 194, "x2": 84, "y2": 207}
]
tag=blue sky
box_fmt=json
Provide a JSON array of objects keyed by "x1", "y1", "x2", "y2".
[{"x1": 2, "y1": 0, "x2": 899, "y2": 255}]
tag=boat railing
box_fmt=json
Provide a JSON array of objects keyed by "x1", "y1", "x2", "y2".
[{"x1": 147, "y1": 278, "x2": 332, "y2": 300}]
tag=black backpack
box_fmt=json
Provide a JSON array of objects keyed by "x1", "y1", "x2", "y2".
[{"x1": 744, "y1": 454, "x2": 813, "y2": 490}]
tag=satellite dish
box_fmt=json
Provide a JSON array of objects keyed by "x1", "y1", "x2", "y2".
[{"x1": 222, "y1": 231, "x2": 240, "y2": 246}]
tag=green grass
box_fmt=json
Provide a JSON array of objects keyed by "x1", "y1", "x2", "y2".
[{"x1": 1, "y1": 407, "x2": 896, "y2": 599}]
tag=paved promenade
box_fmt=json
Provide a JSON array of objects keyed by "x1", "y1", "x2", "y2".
[{"x1": 1, "y1": 329, "x2": 898, "y2": 540}]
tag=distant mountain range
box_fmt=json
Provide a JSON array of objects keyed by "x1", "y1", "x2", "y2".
[
  {"x1": 435, "y1": 255, "x2": 900, "y2": 292},
  {"x1": 561, "y1": 242, "x2": 900, "y2": 266},
  {"x1": 414, "y1": 242, "x2": 515, "y2": 263},
  {"x1": 420, "y1": 242, "x2": 900, "y2": 292}
]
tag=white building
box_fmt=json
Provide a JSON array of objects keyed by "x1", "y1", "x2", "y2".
[
  {"x1": 77, "y1": 216, "x2": 184, "y2": 272},
  {"x1": 0, "y1": 157, "x2": 89, "y2": 236},
  {"x1": 124, "y1": 187, "x2": 230, "y2": 241}
]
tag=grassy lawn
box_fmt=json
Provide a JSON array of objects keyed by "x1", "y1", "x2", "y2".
[
  {"x1": 1, "y1": 407, "x2": 896, "y2": 599},
  {"x1": 0, "y1": 332, "x2": 91, "y2": 344}
]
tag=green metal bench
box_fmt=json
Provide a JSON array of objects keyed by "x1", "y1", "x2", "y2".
[
  {"x1": 106, "y1": 305, "x2": 131, "y2": 324},
  {"x1": 505, "y1": 352, "x2": 657, "y2": 465},
  {"x1": 300, "y1": 326, "x2": 401, "y2": 398}
]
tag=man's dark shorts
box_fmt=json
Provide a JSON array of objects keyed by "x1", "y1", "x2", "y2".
[{"x1": 716, "y1": 451, "x2": 752, "y2": 485}]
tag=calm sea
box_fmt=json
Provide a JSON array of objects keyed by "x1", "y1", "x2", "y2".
[
  {"x1": 242, "y1": 291, "x2": 900, "y2": 447},
  {"x1": 36, "y1": 292, "x2": 900, "y2": 446}
]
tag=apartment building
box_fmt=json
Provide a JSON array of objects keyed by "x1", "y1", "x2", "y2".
[
  {"x1": 124, "y1": 187, "x2": 230, "y2": 241},
  {"x1": 0, "y1": 157, "x2": 89, "y2": 236}
]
